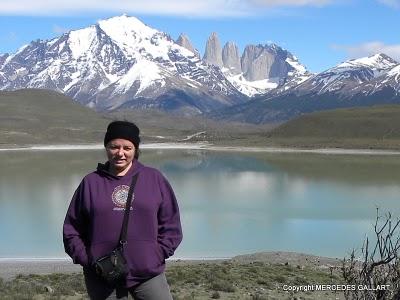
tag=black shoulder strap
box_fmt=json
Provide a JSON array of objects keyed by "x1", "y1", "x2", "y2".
[{"x1": 119, "y1": 173, "x2": 139, "y2": 245}]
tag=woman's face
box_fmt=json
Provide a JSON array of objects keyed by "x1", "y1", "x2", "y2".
[{"x1": 105, "y1": 138, "x2": 136, "y2": 174}]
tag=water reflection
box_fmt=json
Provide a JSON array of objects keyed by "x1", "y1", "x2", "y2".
[{"x1": 0, "y1": 149, "x2": 399, "y2": 259}]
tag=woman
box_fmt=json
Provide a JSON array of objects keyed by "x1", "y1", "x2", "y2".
[{"x1": 63, "y1": 121, "x2": 183, "y2": 300}]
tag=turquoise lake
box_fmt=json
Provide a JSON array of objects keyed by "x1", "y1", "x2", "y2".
[{"x1": 1, "y1": 148, "x2": 400, "y2": 260}]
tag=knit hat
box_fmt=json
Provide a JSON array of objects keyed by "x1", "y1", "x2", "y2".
[{"x1": 103, "y1": 121, "x2": 140, "y2": 148}]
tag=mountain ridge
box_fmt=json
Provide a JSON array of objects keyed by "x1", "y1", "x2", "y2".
[
  {"x1": 0, "y1": 15, "x2": 245, "y2": 115},
  {"x1": 0, "y1": 14, "x2": 310, "y2": 111},
  {"x1": 1, "y1": 15, "x2": 399, "y2": 124},
  {"x1": 211, "y1": 53, "x2": 400, "y2": 124}
]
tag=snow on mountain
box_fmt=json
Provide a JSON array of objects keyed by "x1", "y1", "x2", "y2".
[
  {"x1": 350, "y1": 61, "x2": 400, "y2": 97},
  {"x1": 0, "y1": 14, "x2": 313, "y2": 114},
  {"x1": 286, "y1": 55, "x2": 307, "y2": 73},
  {"x1": 289, "y1": 53, "x2": 398, "y2": 97},
  {"x1": 225, "y1": 72, "x2": 279, "y2": 97},
  {"x1": 68, "y1": 27, "x2": 98, "y2": 59},
  {"x1": 387, "y1": 64, "x2": 400, "y2": 79},
  {"x1": 4, "y1": 13, "x2": 398, "y2": 123},
  {"x1": 285, "y1": 55, "x2": 311, "y2": 87},
  {"x1": 219, "y1": 43, "x2": 311, "y2": 97},
  {"x1": 176, "y1": 33, "x2": 200, "y2": 58},
  {"x1": 114, "y1": 60, "x2": 163, "y2": 95},
  {"x1": 98, "y1": 15, "x2": 158, "y2": 51},
  {"x1": 211, "y1": 53, "x2": 400, "y2": 124},
  {"x1": 0, "y1": 14, "x2": 244, "y2": 114},
  {"x1": 380, "y1": 64, "x2": 400, "y2": 89},
  {"x1": 337, "y1": 53, "x2": 397, "y2": 73}
]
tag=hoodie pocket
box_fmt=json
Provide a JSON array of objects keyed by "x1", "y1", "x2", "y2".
[{"x1": 125, "y1": 240, "x2": 165, "y2": 277}]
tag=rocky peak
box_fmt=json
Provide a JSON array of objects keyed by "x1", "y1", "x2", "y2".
[
  {"x1": 336, "y1": 53, "x2": 398, "y2": 73},
  {"x1": 0, "y1": 53, "x2": 9, "y2": 68},
  {"x1": 371, "y1": 53, "x2": 399, "y2": 66},
  {"x1": 176, "y1": 33, "x2": 200, "y2": 58},
  {"x1": 203, "y1": 32, "x2": 223, "y2": 68},
  {"x1": 0, "y1": 15, "x2": 245, "y2": 113},
  {"x1": 241, "y1": 44, "x2": 289, "y2": 81},
  {"x1": 222, "y1": 42, "x2": 241, "y2": 74}
]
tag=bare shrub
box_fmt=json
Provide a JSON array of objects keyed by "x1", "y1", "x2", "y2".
[{"x1": 342, "y1": 208, "x2": 400, "y2": 299}]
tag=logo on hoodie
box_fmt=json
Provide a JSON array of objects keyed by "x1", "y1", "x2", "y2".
[{"x1": 112, "y1": 185, "x2": 134, "y2": 210}]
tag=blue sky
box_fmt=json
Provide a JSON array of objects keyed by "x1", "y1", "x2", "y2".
[{"x1": 0, "y1": 0, "x2": 399, "y2": 73}]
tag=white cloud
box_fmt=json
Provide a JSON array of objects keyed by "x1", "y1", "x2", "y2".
[
  {"x1": 377, "y1": 0, "x2": 400, "y2": 8},
  {"x1": 0, "y1": 0, "x2": 334, "y2": 17},
  {"x1": 332, "y1": 41, "x2": 400, "y2": 62}
]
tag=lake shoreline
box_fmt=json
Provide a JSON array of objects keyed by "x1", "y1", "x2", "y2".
[
  {"x1": 0, "y1": 251, "x2": 343, "y2": 281},
  {"x1": 1, "y1": 251, "x2": 348, "y2": 300},
  {"x1": 1, "y1": 142, "x2": 400, "y2": 155}
]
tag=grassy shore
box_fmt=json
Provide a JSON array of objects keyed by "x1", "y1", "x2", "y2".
[
  {"x1": 0, "y1": 252, "x2": 346, "y2": 300},
  {"x1": 261, "y1": 105, "x2": 400, "y2": 150},
  {"x1": 3, "y1": 89, "x2": 400, "y2": 151}
]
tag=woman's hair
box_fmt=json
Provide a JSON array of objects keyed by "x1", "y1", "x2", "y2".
[{"x1": 134, "y1": 147, "x2": 140, "y2": 159}]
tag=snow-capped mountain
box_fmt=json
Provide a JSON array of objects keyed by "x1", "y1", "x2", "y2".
[
  {"x1": 383, "y1": 64, "x2": 400, "y2": 87},
  {"x1": 211, "y1": 53, "x2": 400, "y2": 124},
  {"x1": 350, "y1": 62, "x2": 400, "y2": 98},
  {"x1": 0, "y1": 15, "x2": 245, "y2": 114},
  {"x1": 380, "y1": 64, "x2": 400, "y2": 91},
  {"x1": 202, "y1": 32, "x2": 311, "y2": 97},
  {"x1": 2, "y1": 14, "x2": 399, "y2": 123},
  {"x1": 225, "y1": 47, "x2": 311, "y2": 97},
  {"x1": 175, "y1": 33, "x2": 200, "y2": 59},
  {"x1": 293, "y1": 53, "x2": 398, "y2": 97}
]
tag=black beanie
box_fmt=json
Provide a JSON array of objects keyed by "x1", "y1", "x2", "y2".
[{"x1": 103, "y1": 121, "x2": 140, "y2": 148}]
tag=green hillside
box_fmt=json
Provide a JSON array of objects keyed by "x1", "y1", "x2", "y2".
[
  {"x1": 0, "y1": 89, "x2": 271, "y2": 147},
  {"x1": 109, "y1": 108, "x2": 272, "y2": 145},
  {"x1": 267, "y1": 105, "x2": 400, "y2": 149},
  {"x1": 0, "y1": 89, "x2": 109, "y2": 146},
  {"x1": 3, "y1": 89, "x2": 399, "y2": 150}
]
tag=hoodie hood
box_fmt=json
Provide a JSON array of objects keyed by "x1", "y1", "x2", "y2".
[{"x1": 96, "y1": 159, "x2": 144, "y2": 179}]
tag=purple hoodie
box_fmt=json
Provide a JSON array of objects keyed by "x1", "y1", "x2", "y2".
[{"x1": 63, "y1": 160, "x2": 183, "y2": 288}]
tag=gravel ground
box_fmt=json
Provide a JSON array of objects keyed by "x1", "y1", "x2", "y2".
[
  {"x1": 0, "y1": 251, "x2": 344, "y2": 281},
  {"x1": 0, "y1": 259, "x2": 81, "y2": 280},
  {"x1": 232, "y1": 251, "x2": 343, "y2": 268}
]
